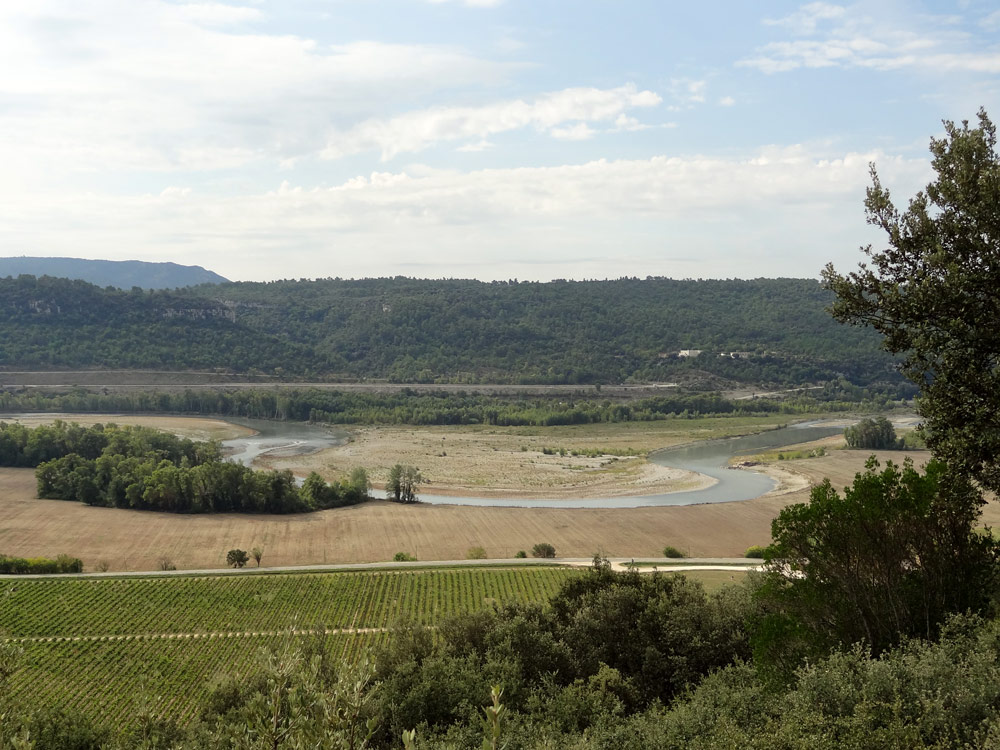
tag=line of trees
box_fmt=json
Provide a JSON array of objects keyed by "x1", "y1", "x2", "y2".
[
  {"x1": 0, "y1": 382, "x2": 915, "y2": 428},
  {"x1": 0, "y1": 421, "x2": 371, "y2": 514}
]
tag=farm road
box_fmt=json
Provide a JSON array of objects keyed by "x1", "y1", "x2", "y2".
[{"x1": 0, "y1": 557, "x2": 762, "y2": 580}]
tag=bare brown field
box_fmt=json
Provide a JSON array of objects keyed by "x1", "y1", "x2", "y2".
[
  {"x1": 0, "y1": 446, "x2": 945, "y2": 573},
  {"x1": 4, "y1": 414, "x2": 983, "y2": 573}
]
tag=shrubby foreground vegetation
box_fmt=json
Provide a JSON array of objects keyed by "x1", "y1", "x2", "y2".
[{"x1": 2, "y1": 112, "x2": 999, "y2": 747}]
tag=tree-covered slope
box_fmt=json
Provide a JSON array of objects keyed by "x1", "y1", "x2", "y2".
[
  {"x1": 0, "y1": 257, "x2": 228, "y2": 289},
  {"x1": 0, "y1": 275, "x2": 897, "y2": 385}
]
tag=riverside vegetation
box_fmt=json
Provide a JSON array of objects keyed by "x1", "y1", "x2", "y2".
[
  {"x1": 0, "y1": 421, "x2": 369, "y2": 514},
  {"x1": 2, "y1": 112, "x2": 1000, "y2": 748}
]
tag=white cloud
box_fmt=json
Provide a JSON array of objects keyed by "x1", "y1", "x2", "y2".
[
  {"x1": 0, "y1": 146, "x2": 931, "y2": 281},
  {"x1": 456, "y1": 140, "x2": 495, "y2": 152},
  {"x1": 980, "y1": 10, "x2": 1000, "y2": 32},
  {"x1": 426, "y1": 0, "x2": 505, "y2": 6},
  {"x1": 0, "y1": 1, "x2": 515, "y2": 177},
  {"x1": 550, "y1": 123, "x2": 597, "y2": 141},
  {"x1": 742, "y1": 3, "x2": 1000, "y2": 74},
  {"x1": 718, "y1": 96, "x2": 736, "y2": 107},
  {"x1": 322, "y1": 84, "x2": 661, "y2": 160},
  {"x1": 764, "y1": 3, "x2": 846, "y2": 34}
]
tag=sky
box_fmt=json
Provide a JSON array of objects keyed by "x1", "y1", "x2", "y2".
[{"x1": 1, "y1": 1, "x2": 998, "y2": 282}]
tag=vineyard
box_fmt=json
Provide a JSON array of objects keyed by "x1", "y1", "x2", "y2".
[{"x1": 2, "y1": 567, "x2": 577, "y2": 728}]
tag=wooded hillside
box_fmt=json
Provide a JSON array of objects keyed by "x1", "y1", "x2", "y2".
[{"x1": 0, "y1": 275, "x2": 896, "y2": 386}]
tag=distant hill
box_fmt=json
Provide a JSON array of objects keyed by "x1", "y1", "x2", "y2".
[
  {"x1": 0, "y1": 275, "x2": 902, "y2": 388},
  {"x1": 0, "y1": 257, "x2": 228, "y2": 289}
]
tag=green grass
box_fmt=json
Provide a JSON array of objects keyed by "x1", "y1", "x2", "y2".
[{"x1": 2, "y1": 568, "x2": 579, "y2": 728}]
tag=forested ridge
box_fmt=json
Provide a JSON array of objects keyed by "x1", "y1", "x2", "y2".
[{"x1": 0, "y1": 275, "x2": 896, "y2": 386}]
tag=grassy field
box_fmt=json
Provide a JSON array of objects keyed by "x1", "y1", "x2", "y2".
[{"x1": 3, "y1": 567, "x2": 579, "y2": 727}]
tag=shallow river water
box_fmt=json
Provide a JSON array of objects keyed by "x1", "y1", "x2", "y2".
[{"x1": 223, "y1": 419, "x2": 843, "y2": 509}]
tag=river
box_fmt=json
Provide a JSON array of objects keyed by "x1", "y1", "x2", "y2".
[{"x1": 222, "y1": 419, "x2": 844, "y2": 509}]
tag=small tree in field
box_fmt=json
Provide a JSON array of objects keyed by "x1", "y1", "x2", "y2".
[
  {"x1": 252, "y1": 547, "x2": 263, "y2": 567},
  {"x1": 531, "y1": 543, "x2": 556, "y2": 559},
  {"x1": 386, "y1": 464, "x2": 422, "y2": 503},
  {"x1": 226, "y1": 549, "x2": 249, "y2": 568}
]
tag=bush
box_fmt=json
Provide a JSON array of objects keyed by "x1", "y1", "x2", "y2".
[
  {"x1": 0, "y1": 553, "x2": 83, "y2": 574},
  {"x1": 226, "y1": 549, "x2": 249, "y2": 568},
  {"x1": 466, "y1": 546, "x2": 487, "y2": 560},
  {"x1": 158, "y1": 557, "x2": 177, "y2": 571},
  {"x1": 744, "y1": 545, "x2": 766, "y2": 559},
  {"x1": 662, "y1": 546, "x2": 685, "y2": 558},
  {"x1": 515, "y1": 550, "x2": 527, "y2": 558},
  {"x1": 532, "y1": 543, "x2": 556, "y2": 558},
  {"x1": 393, "y1": 552, "x2": 417, "y2": 562}
]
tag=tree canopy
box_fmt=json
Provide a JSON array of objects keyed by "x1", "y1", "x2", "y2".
[{"x1": 824, "y1": 109, "x2": 1000, "y2": 492}]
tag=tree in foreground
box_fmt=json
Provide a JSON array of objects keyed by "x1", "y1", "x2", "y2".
[
  {"x1": 823, "y1": 109, "x2": 1000, "y2": 492},
  {"x1": 753, "y1": 458, "x2": 999, "y2": 674}
]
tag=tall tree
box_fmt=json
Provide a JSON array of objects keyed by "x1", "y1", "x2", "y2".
[
  {"x1": 823, "y1": 110, "x2": 1000, "y2": 492},
  {"x1": 753, "y1": 458, "x2": 999, "y2": 675}
]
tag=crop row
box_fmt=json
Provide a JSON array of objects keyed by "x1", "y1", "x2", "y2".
[
  {"x1": 1, "y1": 567, "x2": 577, "y2": 638},
  {"x1": 7, "y1": 632, "x2": 386, "y2": 728}
]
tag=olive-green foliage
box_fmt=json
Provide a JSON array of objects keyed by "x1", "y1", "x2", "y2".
[
  {"x1": 662, "y1": 546, "x2": 685, "y2": 558},
  {"x1": 0, "y1": 384, "x2": 914, "y2": 428},
  {"x1": 0, "y1": 553, "x2": 82, "y2": 574},
  {"x1": 585, "y1": 614, "x2": 1000, "y2": 750},
  {"x1": 371, "y1": 566, "x2": 753, "y2": 746},
  {"x1": 393, "y1": 552, "x2": 417, "y2": 562},
  {"x1": 531, "y1": 543, "x2": 556, "y2": 558},
  {"x1": 753, "y1": 457, "x2": 999, "y2": 675},
  {"x1": 824, "y1": 110, "x2": 1000, "y2": 494},
  {"x1": 843, "y1": 415, "x2": 899, "y2": 449},
  {"x1": 466, "y1": 547, "x2": 487, "y2": 560},
  {"x1": 7, "y1": 420, "x2": 355, "y2": 514},
  {"x1": 226, "y1": 549, "x2": 248, "y2": 568},
  {"x1": 0, "y1": 275, "x2": 896, "y2": 386},
  {"x1": 386, "y1": 464, "x2": 422, "y2": 504},
  {"x1": 744, "y1": 545, "x2": 766, "y2": 559}
]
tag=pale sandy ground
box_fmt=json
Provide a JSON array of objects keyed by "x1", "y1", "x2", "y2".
[
  {"x1": 258, "y1": 424, "x2": 719, "y2": 499},
  {"x1": 4, "y1": 415, "x2": 985, "y2": 573},
  {"x1": 4, "y1": 445, "x2": 971, "y2": 572}
]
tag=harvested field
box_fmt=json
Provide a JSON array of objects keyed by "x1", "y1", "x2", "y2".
[
  {"x1": 3, "y1": 414, "x2": 981, "y2": 573},
  {"x1": 0, "y1": 446, "x2": 943, "y2": 572}
]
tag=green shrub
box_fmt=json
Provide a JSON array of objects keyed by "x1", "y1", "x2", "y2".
[
  {"x1": 466, "y1": 546, "x2": 487, "y2": 560},
  {"x1": 515, "y1": 550, "x2": 527, "y2": 558},
  {"x1": 0, "y1": 553, "x2": 83, "y2": 574},
  {"x1": 662, "y1": 546, "x2": 685, "y2": 558},
  {"x1": 532, "y1": 543, "x2": 556, "y2": 558},
  {"x1": 393, "y1": 552, "x2": 417, "y2": 562},
  {"x1": 744, "y1": 545, "x2": 766, "y2": 559}
]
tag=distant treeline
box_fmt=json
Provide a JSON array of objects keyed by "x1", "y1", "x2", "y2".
[
  {"x1": 0, "y1": 275, "x2": 900, "y2": 386},
  {"x1": 0, "y1": 421, "x2": 367, "y2": 514},
  {"x1": 0, "y1": 381, "x2": 916, "y2": 427}
]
